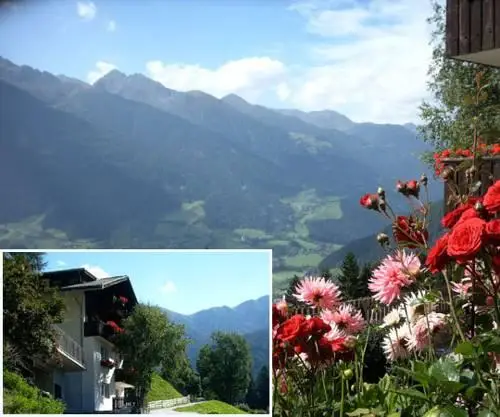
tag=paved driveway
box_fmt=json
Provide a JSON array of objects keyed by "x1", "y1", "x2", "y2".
[{"x1": 149, "y1": 401, "x2": 207, "y2": 415}]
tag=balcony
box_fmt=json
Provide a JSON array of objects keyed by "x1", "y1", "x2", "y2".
[
  {"x1": 84, "y1": 320, "x2": 115, "y2": 339},
  {"x1": 53, "y1": 325, "x2": 85, "y2": 371}
]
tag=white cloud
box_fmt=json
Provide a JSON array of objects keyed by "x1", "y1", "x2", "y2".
[
  {"x1": 160, "y1": 281, "x2": 177, "y2": 294},
  {"x1": 81, "y1": 264, "x2": 110, "y2": 279},
  {"x1": 283, "y1": 0, "x2": 435, "y2": 123},
  {"x1": 145, "y1": 57, "x2": 286, "y2": 102},
  {"x1": 107, "y1": 20, "x2": 117, "y2": 32},
  {"x1": 77, "y1": 1, "x2": 96, "y2": 20},
  {"x1": 56, "y1": 260, "x2": 67, "y2": 267},
  {"x1": 276, "y1": 82, "x2": 291, "y2": 101},
  {"x1": 142, "y1": 0, "x2": 434, "y2": 124},
  {"x1": 87, "y1": 61, "x2": 117, "y2": 84}
]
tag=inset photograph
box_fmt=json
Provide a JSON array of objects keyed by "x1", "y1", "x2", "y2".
[{"x1": 2, "y1": 250, "x2": 271, "y2": 415}]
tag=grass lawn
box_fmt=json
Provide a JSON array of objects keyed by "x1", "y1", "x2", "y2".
[
  {"x1": 146, "y1": 373, "x2": 182, "y2": 402},
  {"x1": 284, "y1": 253, "x2": 324, "y2": 269},
  {"x1": 174, "y1": 400, "x2": 246, "y2": 414}
]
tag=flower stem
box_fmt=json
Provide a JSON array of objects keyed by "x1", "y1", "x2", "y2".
[{"x1": 443, "y1": 270, "x2": 467, "y2": 342}]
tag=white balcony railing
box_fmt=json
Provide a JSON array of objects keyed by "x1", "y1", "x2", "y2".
[{"x1": 53, "y1": 325, "x2": 84, "y2": 366}]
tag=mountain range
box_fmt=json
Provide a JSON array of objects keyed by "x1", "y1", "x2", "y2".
[
  {"x1": 163, "y1": 296, "x2": 269, "y2": 377},
  {"x1": 0, "y1": 56, "x2": 439, "y2": 290}
]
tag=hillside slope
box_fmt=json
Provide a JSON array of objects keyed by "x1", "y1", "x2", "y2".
[{"x1": 164, "y1": 296, "x2": 269, "y2": 377}]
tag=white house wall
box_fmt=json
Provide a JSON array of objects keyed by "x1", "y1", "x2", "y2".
[
  {"x1": 83, "y1": 335, "x2": 118, "y2": 412},
  {"x1": 63, "y1": 372, "x2": 84, "y2": 413}
]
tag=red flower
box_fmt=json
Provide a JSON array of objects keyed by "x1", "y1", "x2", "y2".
[
  {"x1": 441, "y1": 198, "x2": 480, "y2": 229},
  {"x1": 483, "y1": 180, "x2": 500, "y2": 213},
  {"x1": 425, "y1": 233, "x2": 451, "y2": 273},
  {"x1": 406, "y1": 180, "x2": 420, "y2": 198},
  {"x1": 106, "y1": 320, "x2": 124, "y2": 334},
  {"x1": 359, "y1": 193, "x2": 379, "y2": 211},
  {"x1": 303, "y1": 316, "x2": 331, "y2": 337},
  {"x1": 277, "y1": 315, "x2": 308, "y2": 343},
  {"x1": 485, "y1": 219, "x2": 500, "y2": 244},
  {"x1": 119, "y1": 296, "x2": 128, "y2": 304},
  {"x1": 447, "y1": 218, "x2": 486, "y2": 263},
  {"x1": 393, "y1": 216, "x2": 428, "y2": 248}
]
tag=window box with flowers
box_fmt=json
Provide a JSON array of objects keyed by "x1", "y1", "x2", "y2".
[
  {"x1": 100, "y1": 358, "x2": 116, "y2": 369},
  {"x1": 433, "y1": 146, "x2": 500, "y2": 213},
  {"x1": 113, "y1": 295, "x2": 129, "y2": 307},
  {"x1": 105, "y1": 320, "x2": 124, "y2": 334}
]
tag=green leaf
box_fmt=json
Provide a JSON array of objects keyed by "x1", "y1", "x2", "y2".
[
  {"x1": 423, "y1": 405, "x2": 468, "y2": 417},
  {"x1": 439, "y1": 380, "x2": 466, "y2": 395},
  {"x1": 464, "y1": 385, "x2": 486, "y2": 401},
  {"x1": 346, "y1": 409, "x2": 371, "y2": 417},
  {"x1": 387, "y1": 413, "x2": 401, "y2": 417},
  {"x1": 390, "y1": 388, "x2": 429, "y2": 402},
  {"x1": 477, "y1": 410, "x2": 497, "y2": 417},
  {"x1": 429, "y1": 359, "x2": 460, "y2": 383},
  {"x1": 454, "y1": 341, "x2": 474, "y2": 356}
]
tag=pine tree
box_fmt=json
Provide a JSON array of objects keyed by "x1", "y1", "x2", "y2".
[
  {"x1": 284, "y1": 275, "x2": 305, "y2": 308},
  {"x1": 357, "y1": 263, "x2": 373, "y2": 298},
  {"x1": 336, "y1": 252, "x2": 361, "y2": 300}
]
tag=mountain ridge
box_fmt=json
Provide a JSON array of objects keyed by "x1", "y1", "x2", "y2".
[
  {"x1": 162, "y1": 296, "x2": 269, "y2": 377},
  {"x1": 0, "y1": 56, "x2": 437, "y2": 286}
]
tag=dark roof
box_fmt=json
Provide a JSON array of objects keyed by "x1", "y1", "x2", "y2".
[
  {"x1": 43, "y1": 267, "x2": 98, "y2": 282},
  {"x1": 60, "y1": 275, "x2": 129, "y2": 291}
]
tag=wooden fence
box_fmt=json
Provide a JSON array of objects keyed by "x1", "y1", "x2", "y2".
[
  {"x1": 290, "y1": 296, "x2": 450, "y2": 325},
  {"x1": 147, "y1": 395, "x2": 190, "y2": 412}
]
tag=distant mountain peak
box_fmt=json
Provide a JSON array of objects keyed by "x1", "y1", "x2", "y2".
[
  {"x1": 96, "y1": 69, "x2": 127, "y2": 83},
  {"x1": 221, "y1": 93, "x2": 248, "y2": 106}
]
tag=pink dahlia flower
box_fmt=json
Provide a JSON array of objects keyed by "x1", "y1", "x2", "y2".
[
  {"x1": 321, "y1": 305, "x2": 365, "y2": 335},
  {"x1": 369, "y1": 251, "x2": 419, "y2": 305},
  {"x1": 294, "y1": 276, "x2": 341, "y2": 310}
]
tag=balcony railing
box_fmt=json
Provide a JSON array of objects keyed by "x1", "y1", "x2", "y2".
[{"x1": 53, "y1": 325, "x2": 84, "y2": 366}]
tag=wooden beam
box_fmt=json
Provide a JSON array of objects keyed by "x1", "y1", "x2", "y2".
[
  {"x1": 470, "y1": 0, "x2": 483, "y2": 53},
  {"x1": 495, "y1": 0, "x2": 500, "y2": 48},
  {"x1": 447, "y1": 0, "x2": 460, "y2": 56},
  {"x1": 459, "y1": 0, "x2": 471, "y2": 55},
  {"x1": 483, "y1": 0, "x2": 495, "y2": 50}
]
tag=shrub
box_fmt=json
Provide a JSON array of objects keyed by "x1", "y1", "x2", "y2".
[{"x1": 3, "y1": 369, "x2": 65, "y2": 414}]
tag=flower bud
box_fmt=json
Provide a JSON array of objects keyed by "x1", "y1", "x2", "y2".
[
  {"x1": 342, "y1": 369, "x2": 353, "y2": 380},
  {"x1": 344, "y1": 335, "x2": 357, "y2": 349},
  {"x1": 474, "y1": 201, "x2": 485, "y2": 213},
  {"x1": 359, "y1": 193, "x2": 380, "y2": 211},
  {"x1": 396, "y1": 180, "x2": 407, "y2": 194},
  {"x1": 377, "y1": 187, "x2": 385, "y2": 198},
  {"x1": 376, "y1": 233, "x2": 389, "y2": 247},
  {"x1": 420, "y1": 174, "x2": 428, "y2": 186},
  {"x1": 440, "y1": 166, "x2": 454, "y2": 181},
  {"x1": 406, "y1": 180, "x2": 420, "y2": 199},
  {"x1": 465, "y1": 166, "x2": 477, "y2": 179}
]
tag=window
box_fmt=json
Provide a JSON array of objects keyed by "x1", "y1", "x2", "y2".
[
  {"x1": 54, "y1": 384, "x2": 62, "y2": 399},
  {"x1": 100, "y1": 345, "x2": 108, "y2": 360},
  {"x1": 101, "y1": 383, "x2": 110, "y2": 398}
]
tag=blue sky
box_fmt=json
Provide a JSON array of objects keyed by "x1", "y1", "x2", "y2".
[
  {"x1": 43, "y1": 250, "x2": 271, "y2": 315},
  {"x1": 0, "y1": 0, "x2": 435, "y2": 123}
]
